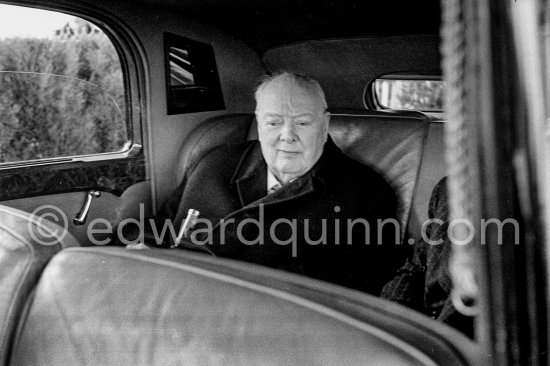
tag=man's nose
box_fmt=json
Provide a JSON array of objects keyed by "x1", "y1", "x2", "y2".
[{"x1": 279, "y1": 120, "x2": 297, "y2": 142}]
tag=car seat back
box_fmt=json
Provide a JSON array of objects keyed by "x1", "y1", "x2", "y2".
[{"x1": 0, "y1": 205, "x2": 79, "y2": 366}]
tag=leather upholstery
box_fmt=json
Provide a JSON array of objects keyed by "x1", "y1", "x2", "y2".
[
  {"x1": 328, "y1": 111, "x2": 429, "y2": 237},
  {"x1": 10, "y1": 247, "x2": 473, "y2": 365},
  {"x1": 175, "y1": 113, "x2": 255, "y2": 185},
  {"x1": 0, "y1": 205, "x2": 79, "y2": 366},
  {"x1": 407, "y1": 123, "x2": 446, "y2": 241},
  {"x1": 176, "y1": 110, "x2": 436, "y2": 239}
]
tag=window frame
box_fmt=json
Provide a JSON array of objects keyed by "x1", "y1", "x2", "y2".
[
  {"x1": 0, "y1": 1, "x2": 149, "y2": 201},
  {"x1": 365, "y1": 72, "x2": 443, "y2": 113},
  {"x1": 163, "y1": 32, "x2": 225, "y2": 115},
  {"x1": 0, "y1": 1, "x2": 147, "y2": 170}
]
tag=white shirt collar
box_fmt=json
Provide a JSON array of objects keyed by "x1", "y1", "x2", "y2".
[
  {"x1": 267, "y1": 169, "x2": 281, "y2": 193},
  {"x1": 267, "y1": 169, "x2": 303, "y2": 193}
]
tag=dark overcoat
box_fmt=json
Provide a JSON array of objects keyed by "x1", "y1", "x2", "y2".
[{"x1": 152, "y1": 137, "x2": 406, "y2": 295}]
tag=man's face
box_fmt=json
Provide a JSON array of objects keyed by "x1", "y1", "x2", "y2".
[{"x1": 255, "y1": 80, "x2": 330, "y2": 184}]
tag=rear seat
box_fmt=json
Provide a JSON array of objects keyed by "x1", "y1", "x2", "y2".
[{"x1": 175, "y1": 110, "x2": 446, "y2": 242}]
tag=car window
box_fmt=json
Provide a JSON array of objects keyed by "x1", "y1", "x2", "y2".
[
  {"x1": 0, "y1": 4, "x2": 127, "y2": 164},
  {"x1": 163, "y1": 32, "x2": 225, "y2": 114},
  {"x1": 372, "y1": 77, "x2": 443, "y2": 112}
]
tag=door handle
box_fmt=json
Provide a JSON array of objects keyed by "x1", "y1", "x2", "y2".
[{"x1": 74, "y1": 190, "x2": 101, "y2": 226}]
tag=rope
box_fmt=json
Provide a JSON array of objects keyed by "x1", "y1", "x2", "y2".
[{"x1": 441, "y1": 0, "x2": 480, "y2": 317}]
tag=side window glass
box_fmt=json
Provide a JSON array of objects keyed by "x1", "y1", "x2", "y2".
[
  {"x1": 0, "y1": 4, "x2": 127, "y2": 164},
  {"x1": 371, "y1": 76, "x2": 444, "y2": 113}
]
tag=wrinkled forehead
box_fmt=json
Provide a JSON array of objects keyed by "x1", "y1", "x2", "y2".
[{"x1": 256, "y1": 80, "x2": 324, "y2": 115}]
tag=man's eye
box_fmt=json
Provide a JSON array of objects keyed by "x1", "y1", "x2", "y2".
[
  {"x1": 266, "y1": 120, "x2": 281, "y2": 127},
  {"x1": 296, "y1": 120, "x2": 312, "y2": 126}
]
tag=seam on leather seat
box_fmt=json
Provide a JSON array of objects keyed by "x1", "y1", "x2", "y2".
[
  {"x1": 0, "y1": 220, "x2": 35, "y2": 364},
  {"x1": 402, "y1": 122, "x2": 431, "y2": 238},
  {"x1": 64, "y1": 248, "x2": 437, "y2": 366},
  {"x1": 0, "y1": 236, "x2": 33, "y2": 365},
  {"x1": 0, "y1": 205, "x2": 71, "y2": 364},
  {"x1": 8, "y1": 259, "x2": 85, "y2": 365},
  {"x1": 331, "y1": 113, "x2": 428, "y2": 121},
  {"x1": 7, "y1": 286, "x2": 37, "y2": 365}
]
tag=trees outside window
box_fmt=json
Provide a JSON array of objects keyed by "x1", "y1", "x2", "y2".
[{"x1": 0, "y1": 8, "x2": 127, "y2": 164}]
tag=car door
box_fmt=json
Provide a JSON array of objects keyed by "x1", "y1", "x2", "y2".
[{"x1": 0, "y1": 4, "x2": 151, "y2": 246}]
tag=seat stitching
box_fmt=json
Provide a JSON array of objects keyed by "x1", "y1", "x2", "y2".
[
  {"x1": 331, "y1": 113, "x2": 427, "y2": 121},
  {"x1": 0, "y1": 237, "x2": 33, "y2": 364},
  {"x1": 402, "y1": 122, "x2": 432, "y2": 239}
]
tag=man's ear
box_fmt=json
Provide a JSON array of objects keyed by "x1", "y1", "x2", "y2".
[
  {"x1": 323, "y1": 111, "x2": 331, "y2": 142},
  {"x1": 255, "y1": 111, "x2": 262, "y2": 139}
]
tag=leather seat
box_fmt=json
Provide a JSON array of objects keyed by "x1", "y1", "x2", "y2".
[
  {"x1": 325, "y1": 110, "x2": 429, "y2": 237},
  {"x1": 175, "y1": 110, "x2": 439, "y2": 239},
  {"x1": 10, "y1": 247, "x2": 472, "y2": 365},
  {"x1": 0, "y1": 205, "x2": 79, "y2": 366}
]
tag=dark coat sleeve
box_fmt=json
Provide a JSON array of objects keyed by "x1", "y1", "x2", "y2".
[
  {"x1": 115, "y1": 144, "x2": 242, "y2": 248},
  {"x1": 379, "y1": 177, "x2": 474, "y2": 338},
  {"x1": 380, "y1": 239, "x2": 427, "y2": 311},
  {"x1": 380, "y1": 177, "x2": 448, "y2": 311}
]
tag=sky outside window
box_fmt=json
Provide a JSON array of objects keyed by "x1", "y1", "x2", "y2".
[{"x1": 0, "y1": 4, "x2": 74, "y2": 39}]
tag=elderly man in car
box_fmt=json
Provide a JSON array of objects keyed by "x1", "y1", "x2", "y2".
[{"x1": 137, "y1": 72, "x2": 407, "y2": 295}]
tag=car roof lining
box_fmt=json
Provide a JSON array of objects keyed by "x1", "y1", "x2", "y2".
[
  {"x1": 132, "y1": 0, "x2": 441, "y2": 55},
  {"x1": 262, "y1": 36, "x2": 442, "y2": 109}
]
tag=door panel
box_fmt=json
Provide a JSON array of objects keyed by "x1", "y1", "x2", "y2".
[{"x1": 1, "y1": 181, "x2": 151, "y2": 246}]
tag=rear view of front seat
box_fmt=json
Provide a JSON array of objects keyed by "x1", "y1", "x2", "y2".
[
  {"x1": 9, "y1": 247, "x2": 470, "y2": 365},
  {"x1": 0, "y1": 205, "x2": 79, "y2": 366}
]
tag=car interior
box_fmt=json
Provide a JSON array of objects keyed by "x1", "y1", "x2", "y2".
[{"x1": 1, "y1": 0, "x2": 547, "y2": 365}]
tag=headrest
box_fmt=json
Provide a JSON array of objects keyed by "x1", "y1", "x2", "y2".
[
  {"x1": 11, "y1": 247, "x2": 454, "y2": 365},
  {"x1": 0, "y1": 205, "x2": 79, "y2": 365}
]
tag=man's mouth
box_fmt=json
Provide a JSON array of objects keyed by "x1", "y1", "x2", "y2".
[{"x1": 279, "y1": 150, "x2": 300, "y2": 154}]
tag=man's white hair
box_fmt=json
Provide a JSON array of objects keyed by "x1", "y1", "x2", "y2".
[{"x1": 254, "y1": 71, "x2": 328, "y2": 111}]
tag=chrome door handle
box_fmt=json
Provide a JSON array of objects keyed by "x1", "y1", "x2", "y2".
[{"x1": 74, "y1": 190, "x2": 101, "y2": 226}]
